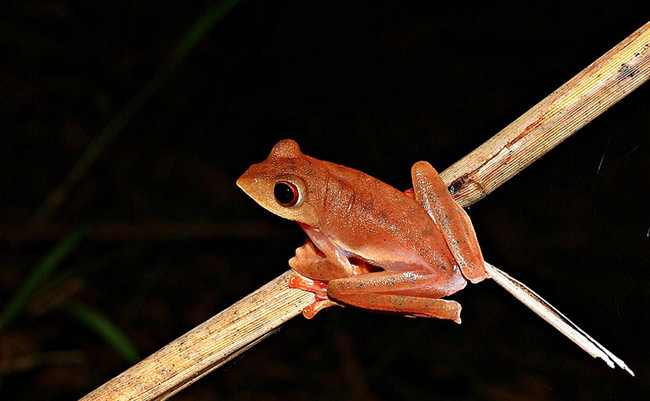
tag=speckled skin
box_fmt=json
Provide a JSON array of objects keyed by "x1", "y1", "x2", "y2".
[{"x1": 237, "y1": 139, "x2": 489, "y2": 322}]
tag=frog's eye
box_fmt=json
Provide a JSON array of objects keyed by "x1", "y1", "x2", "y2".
[{"x1": 274, "y1": 181, "x2": 300, "y2": 207}]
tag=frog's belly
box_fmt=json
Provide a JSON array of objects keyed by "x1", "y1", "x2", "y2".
[{"x1": 340, "y1": 237, "x2": 458, "y2": 275}]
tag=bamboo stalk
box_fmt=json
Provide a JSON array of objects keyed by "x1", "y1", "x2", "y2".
[
  {"x1": 441, "y1": 21, "x2": 650, "y2": 204},
  {"x1": 485, "y1": 263, "x2": 633, "y2": 375},
  {"x1": 82, "y1": 271, "x2": 312, "y2": 401},
  {"x1": 80, "y1": 22, "x2": 650, "y2": 400}
]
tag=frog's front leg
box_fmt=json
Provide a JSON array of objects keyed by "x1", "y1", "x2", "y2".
[
  {"x1": 288, "y1": 227, "x2": 365, "y2": 319},
  {"x1": 288, "y1": 225, "x2": 375, "y2": 318},
  {"x1": 289, "y1": 239, "x2": 349, "y2": 281},
  {"x1": 289, "y1": 225, "x2": 368, "y2": 281},
  {"x1": 327, "y1": 271, "x2": 464, "y2": 323},
  {"x1": 288, "y1": 234, "x2": 372, "y2": 318}
]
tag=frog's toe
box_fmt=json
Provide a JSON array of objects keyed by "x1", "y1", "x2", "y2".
[
  {"x1": 288, "y1": 273, "x2": 328, "y2": 298},
  {"x1": 302, "y1": 299, "x2": 340, "y2": 319}
]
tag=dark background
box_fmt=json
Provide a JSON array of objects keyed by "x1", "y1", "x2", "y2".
[{"x1": 1, "y1": 1, "x2": 649, "y2": 400}]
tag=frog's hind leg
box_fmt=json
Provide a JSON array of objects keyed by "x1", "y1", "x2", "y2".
[
  {"x1": 327, "y1": 271, "x2": 464, "y2": 323},
  {"x1": 411, "y1": 161, "x2": 490, "y2": 283}
]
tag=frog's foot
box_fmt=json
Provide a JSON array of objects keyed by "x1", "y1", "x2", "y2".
[
  {"x1": 288, "y1": 274, "x2": 342, "y2": 318},
  {"x1": 302, "y1": 299, "x2": 340, "y2": 319},
  {"x1": 288, "y1": 273, "x2": 328, "y2": 298}
]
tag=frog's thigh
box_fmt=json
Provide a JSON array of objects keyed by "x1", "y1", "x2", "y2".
[{"x1": 327, "y1": 271, "x2": 463, "y2": 322}]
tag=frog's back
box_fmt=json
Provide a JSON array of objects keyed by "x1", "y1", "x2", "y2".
[
  {"x1": 237, "y1": 139, "x2": 459, "y2": 275},
  {"x1": 315, "y1": 159, "x2": 457, "y2": 273}
]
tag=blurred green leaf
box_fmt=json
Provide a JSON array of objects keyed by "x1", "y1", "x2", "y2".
[
  {"x1": 0, "y1": 227, "x2": 88, "y2": 331},
  {"x1": 24, "y1": 0, "x2": 242, "y2": 234},
  {"x1": 169, "y1": 0, "x2": 241, "y2": 66},
  {"x1": 62, "y1": 301, "x2": 140, "y2": 364}
]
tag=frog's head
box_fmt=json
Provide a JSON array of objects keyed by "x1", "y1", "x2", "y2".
[{"x1": 237, "y1": 139, "x2": 321, "y2": 226}]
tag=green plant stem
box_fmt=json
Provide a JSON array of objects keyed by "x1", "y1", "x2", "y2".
[
  {"x1": 62, "y1": 301, "x2": 140, "y2": 364},
  {"x1": 21, "y1": 0, "x2": 241, "y2": 239},
  {"x1": 0, "y1": 228, "x2": 87, "y2": 330}
]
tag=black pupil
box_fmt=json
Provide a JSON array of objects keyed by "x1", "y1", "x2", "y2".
[{"x1": 274, "y1": 182, "x2": 296, "y2": 205}]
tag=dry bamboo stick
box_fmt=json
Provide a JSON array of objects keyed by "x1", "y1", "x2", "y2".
[
  {"x1": 441, "y1": 21, "x2": 650, "y2": 204},
  {"x1": 80, "y1": 21, "x2": 650, "y2": 400},
  {"x1": 82, "y1": 271, "x2": 312, "y2": 401},
  {"x1": 485, "y1": 263, "x2": 633, "y2": 375}
]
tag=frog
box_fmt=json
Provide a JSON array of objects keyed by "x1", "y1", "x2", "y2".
[{"x1": 237, "y1": 139, "x2": 489, "y2": 323}]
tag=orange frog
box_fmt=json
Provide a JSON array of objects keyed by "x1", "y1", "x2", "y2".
[{"x1": 237, "y1": 139, "x2": 490, "y2": 323}]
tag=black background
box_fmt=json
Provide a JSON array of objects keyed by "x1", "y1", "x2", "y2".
[{"x1": 1, "y1": 1, "x2": 649, "y2": 400}]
